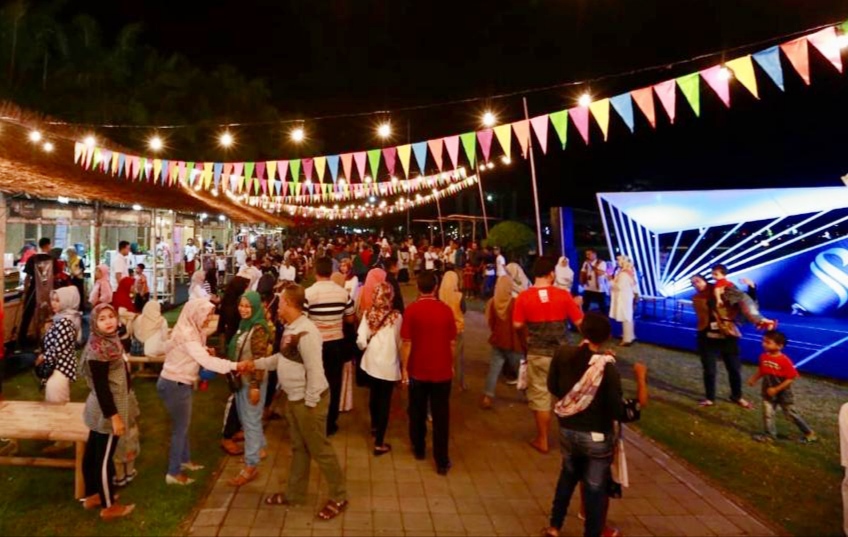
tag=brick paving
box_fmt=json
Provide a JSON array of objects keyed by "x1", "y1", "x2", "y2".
[{"x1": 185, "y1": 303, "x2": 778, "y2": 537}]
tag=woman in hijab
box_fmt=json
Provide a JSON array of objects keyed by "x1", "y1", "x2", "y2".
[
  {"x1": 158, "y1": 299, "x2": 242, "y2": 485},
  {"x1": 331, "y1": 271, "x2": 355, "y2": 413},
  {"x1": 226, "y1": 291, "x2": 271, "y2": 487},
  {"x1": 217, "y1": 276, "x2": 251, "y2": 346},
  {"x1": 89, "y1": 264, "x2": 113, "y2": 308},
  {"x1": 609, "y1": 256, "x2": 638, "y2": 346},
  {"x1": 356, "y1": 282, "x2": 402, "y2": 455},
  {"x1": 113, "y1": 277, "x2": 137, "y2": 313},
  {"x1": 358, "y1": 268, "x2": 387, "y2": 317},
  {"x1": 339, "y1": 259, "x2": 360, "y2": 303},
  {"x1": 132, "y1": 300, "x2": 169, "y2": 357},
  {"x1": 438, "y1": 270, "x2": 467, "y2": 390},
  {"x1": 506, "y1": 262, "x2": 531, "y2": 298},
  {"x1": 37, "y1": 286, "x2": 82, "y2": 405},
  {"x1": 481, "y1": 276, "x2": 526, "y2": 409},
  {"x1": 79, "y1": 303, "x2": 135, "y2": 519},
  {"x1": 65, "y1": 248, "x2": 85, "y2": 311},
  {"x1": 554, "y1": 256, "x2": 574, "y2": 293},
  {"x1": 189, "y1": 270, "x2": 209, "y2": 301}
]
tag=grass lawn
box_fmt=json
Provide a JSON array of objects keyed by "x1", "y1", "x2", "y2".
[
  {"x1": 611, "y1": 341, "x2": 847, "y2": 537},
  {"x1": 0, "y1": 305, "x2": 235, "y2": 537}
]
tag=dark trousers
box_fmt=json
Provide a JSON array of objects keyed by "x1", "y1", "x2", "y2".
[
  {"x1": 698, "y1": 333, "x2": 743, "y2": 402},
  {"x1": 582, "y1": 291, "x2": 606, "y2": 313},
  {"x1": 369, "y1": 376, "x2": 395, "y2": 446},
  {"x1": 222, "y1": 394, "x2": 242, "y2": 439},
  {"x1": 264, "y1": 371, "x2": 278, "y2": 410},
  {"x1": 322, "y1": 339, "x2": 346, "y2": 435},
  {"x1": 549, "y1": 428, "x2": 614, "y2": 537},
  {"x1": 18, "y1": 291, "x2": 36, "y2": 345},
  {"x1": 83, "y1": 430, "x2": 118, "y2": 508},
  {"x1": 408, "y1": 379, "x2": 451, "y2": 467}
]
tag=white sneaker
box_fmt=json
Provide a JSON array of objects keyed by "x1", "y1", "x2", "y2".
[
  {"x1": 181, "y1": 462, "x2": 205, "y2": 471},
  {"x1": 165, "y1": 474, "x2": 195, "y2": 486}
]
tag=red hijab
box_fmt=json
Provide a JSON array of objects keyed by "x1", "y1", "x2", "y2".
[{"x1": 112, "y1": 276, "x2": 136, "y2": 313}]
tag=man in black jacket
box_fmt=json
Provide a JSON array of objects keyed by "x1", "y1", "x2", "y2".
[{"x1": 385, "y1": 258, "x2": 405, "y2": 314}]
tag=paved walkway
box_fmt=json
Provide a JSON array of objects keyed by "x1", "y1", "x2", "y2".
[{"x1": 186, "y1": 303, "x2": 777, "y2": 537}]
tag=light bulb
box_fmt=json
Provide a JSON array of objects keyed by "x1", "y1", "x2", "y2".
[
  {"x1": 84, "y1": 135, "x2": 96, "y2": 148},
  {"x1": 501, "y1": 155, "x2": 511, "y2": 165},
  {"x1": 132, "y1": 204, "x2": 142, "y2": 211},
  {"x1": 718, "y1": 66, "x2": 733, "y2": 80},
  {"x1": 482, "y1": 111, "x2": 496, "y2": 127},
  {"x1": 377, "y1": 122, "x2": 391, "y2": 139},
  {"x1": 149, "y1": 136, "x2": 163, "y2": 151},
  {"x1": 42, "y1": 142, "x2": 54, "y2": 153},
  {"x1": 291, "y1": 127, "x2": 305, "y2": 142},
  {"x1": 219, "y1": 132, "x2": 234, "y2": 147},
  {"x1": 29, "y1": 130, "x2": 42, "y2": 143},
  {"x1": 578, "y1": 93, "x2": 592, "y2": 107}
]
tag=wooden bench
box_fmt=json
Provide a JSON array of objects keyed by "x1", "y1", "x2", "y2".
[
  {"x1": 127, "y1": 354, "x2": 165, "y2": 378},
  {"x1": 0, "y1": 401, "x2": 89, "y2": 499}
]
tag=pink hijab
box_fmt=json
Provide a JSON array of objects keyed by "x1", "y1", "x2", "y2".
[
  {"x1": 358, "y1": 268, "x2": 386, "y2": 314},
  {"x1": 167, "y1": 298, "x2": 215, "y2": 349},
  {"x1": 89, "y1": 264, "x2": 113, "y2": 306}
]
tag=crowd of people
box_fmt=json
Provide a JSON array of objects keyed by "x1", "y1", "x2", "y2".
[{"x1": 3, "y1": 228, "x2": 836, "y2": 534}]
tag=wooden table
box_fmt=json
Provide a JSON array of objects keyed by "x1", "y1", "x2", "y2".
[
  {"x1": 127, "y1": 354, "x2": 165, "y2": 378},
  {"x1": 0, "y1": 401, "x2": 89, "y2": 499}
]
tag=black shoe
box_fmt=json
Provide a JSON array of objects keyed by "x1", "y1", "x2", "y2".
[
  {"x1": 437, "y1": 462, "x2": 452, "y2": 476},
  {"x1": 327, "y1": 424, "x2": 339, "y2": 437},
  {"x1": 414, "y1": 451, "x2": 426, "y2": 461}
]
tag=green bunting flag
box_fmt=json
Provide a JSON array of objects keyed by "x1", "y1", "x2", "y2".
[
  {"x1": 676, "y1": 73, "x2": 700, "y2": 117},
  {"x1": 460, "y1": 132, "x2": 477, "y2": 168},
  {"x1": 549, "y1": 110, "x2": 568, "y2": 149},
  {"x1": 367, "y1": 149, "x2": 381, "y2": 181},
  {"x1": 290, "y1": 159, "x2": 301, "y2": 182}
]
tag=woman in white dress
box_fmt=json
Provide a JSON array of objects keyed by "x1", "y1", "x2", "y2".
[
  {"x1": 554, "y1": 256, "x2": 574, "y2": 292},
  {"x1": 609, "y1": 256, "x2": 638, "y2": 346}
]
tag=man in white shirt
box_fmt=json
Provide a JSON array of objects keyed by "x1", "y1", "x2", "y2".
[
  {"x1": 234, "y1": 243, "x2": 248, "y2": 269},
  {"x1": 841, "y1": 402, "x2": 848, "y2": 536},
  {"x1": 184, "y1": 238, "x2": 199, "y2": 277},
  {"x1": 236, "y1": 258, "x2": 262, "y2": 291},
  {"x1": 408, "y1": 240, "x2": 419, "y2": 278},
  {"x1": 278, "y1": 257, "x2": 297, "y2": 283},
  {"x1": 580, "y1": 249, "x2": 608, "y2": 313},
  {"x1": 249, "y1": 283, "x2": 347, "y2": 517},
  {"x1": 495, "y1": 247, "x2": 507, "y2": 277},
  {"x1": 156, "y1": 236, "x2": 172, "y2": 268},
  {"x1": 110, "y1": 241, "x2": 131, "y2": 289},
  {"x1": 424, "y1": 247, "x2": 437, "y2": 272}
]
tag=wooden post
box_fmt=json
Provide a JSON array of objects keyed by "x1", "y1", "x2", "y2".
[
  {"x1": 93, "y1": 202, "x2": 102, "y2": 267},
  {"x1": 151, "y1": 209, "x2": 158, "y2": 301},
  {"x1": 170, "y1": 211, "x2": 176, "y2": 305},
  {"x1": 523, "y1": 96, "x2": 544, "y2": 256},
  {"x1": 475, "y1": 162, "x2": 489, "y2": 237},
  {"x1": 74, "y1": 441, "x2": 85, "y2": 499}
]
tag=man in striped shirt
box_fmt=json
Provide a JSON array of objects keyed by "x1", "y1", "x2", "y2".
[{"x1": 305, "y1": 257, "x2": 356, "y2": 436}]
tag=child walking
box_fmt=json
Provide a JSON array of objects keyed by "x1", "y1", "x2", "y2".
[
  {"x1": 711, "y1": 264, "x2": 777, "y2": 330},
  {"x1": 80, "y1": 303, "x2": 135, "y2": 519},
  {"x1": 748, "y1": 330, "x2": 817, "y2": 444}
]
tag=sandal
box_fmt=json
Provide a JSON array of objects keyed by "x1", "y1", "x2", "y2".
[
  {"x1": 228, "y1": 467, "x2": 259, "y2": 487},
  {"x1": 316, "y1": 499, "x2": 348, "y2": 521},
  {"x1": 373, "y1": 444, "x2": 392, "y2": 457},
  {"x1": 264, "y1": 493, "x2": 298, "y2": 506},
  {"x1": 81, "y1": 494, "x2": 119, "y2": 510},
  {"x1": 100, "y1": 503, "x2": 135, "y2": 520},
  {"x1": 541, "y1": 528, "x2": 559, "y2": 537}
]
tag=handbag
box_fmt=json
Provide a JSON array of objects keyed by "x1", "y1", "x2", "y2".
[
  {"x1": 34, "y1": 359, "x2": 54, "y2": 381},
  {"x1": 226, "y1": 326, "x2": 255, "y2": 393},
  {"x1": 516, "y1": 358, "x2": 529, "y2": 390}
]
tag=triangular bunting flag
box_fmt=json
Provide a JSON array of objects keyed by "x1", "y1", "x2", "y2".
[
  {"x1": 176, "y1": 161, "x2": 185, "y2": 185},
  {"x1": 807, "y1": 27, "x2": 843, "y2": 73},
  {"x1": 230, "y1": 176, "x2": 239, "y2": 192},
  {"x1": 460, "y1": 132, "x2": 477, "y2": 167},
  {"x1": 111, "y1": 151, "x2": 120, "y2": 175},
  {"x1": 780, "y1": 37, "x2": 810, "y2": 85},
  {"x1": 203, "y1": 162, "x2": 213, "y2": 189},
  {"x1": 213, "y1": 162, "x2": 223, "y2": 189},
  {"x1": 244, "y1": 162, "x2": 255, "y2": 183},
  {"x1": 184, "y1": 162, "x2": 193, "y2": 186},
  {"x1": 327, "y1": 155, "x2": 340, "y2": 183},
  {"x1": 74, "y1": 142, "x2": 84, "y2": 164},
  {"x1": 266, "y1": 160, "x2": 277, "y2": 181},
  {"x1": 676, "y1": 73, "x2": 701, "y2": 116},
  {"x1": 588, "y1": 99, "x2": 611, "y2": 141},
  {"x1": 609, "y1": 94, "x2": 634, "y2": 133},
  {"x1": 396, "y1": 145, "x2": 411, "y2": 178},
  {"x1": 630, "y1": 87, "x2": 656, "y2": 128},
  {"x1": 260, "y1": 178, "x2": 267, "y2": 195},
  {"x1": 382, "y1": 147, "x2": 397, "y2": 176},
  {"x1": 99, "y1": 150, "x2": 111, "y2": 173},
  {"x1": 353, "y1": 152, "x2": 367, "y2": 179},
  {"x1": 232, "y1": 162, "x2": 244, "y2": 182},
  {"x1": 444, "y1": 135, "x2": 460, "y2": 169},
  {"x1": 654, "y1": 80, "x2": 677, "y2": 123},
  {"x1": 726, "y1": 56, "x2": 759, "y2": 98},
  {"x1": 367, "y1": 149, "x2": 381, "y2": 180},
  {"x1": 570, "y1": 106, "x2": 590, "y2": 145},
  {"x1": 275, "y1": 180, "x2": 282, "y2": 196},
  {"x1": 512, "y1": 120, "x2": 530, "y2": 158},
  {"x1": 255, "y1": 161, "x2": 266, "y2": 181},
  {"x1": 138, "y1": 157, "x2": 147, "y2": 181},
  {"x1": 412, "y1": 142, "x2": 428, "y2": 174},
  {"x1": 303, "y1": 158, "x2": 314, "y2": 182},
  {"x1": 290, "y1": 159, "x2": 301, "y2": 183},
  {"x1": 753, "y1": 46, "x2": 784, "y2": 91},
  {"x1": 700, "y1": 65, "x2": 731, "y2": 107},
  {"x1": 117, "y1": 154, "x2": 126, "y2": 178},
  {"x1": 477, "y1": 129, "x2": 494, "y2": 162},
  {"x1": 314, "y1": 157, "x2": 326, "y2": 183},
  {"x1": 493, "y1": 124, "x2": 512, "y2": 160},
  {"x1": 428, "y1": 139, "x2": 444, "y2": 171},
  {"x1": 340, "y1": 154, "x2": 352, "y2": 182},
  {"x1": 153, "y1": 159, "x2": 163, "y2": 184},
  {"x1": 548, "y1": 111, "x2": 568, "y2": 148}
]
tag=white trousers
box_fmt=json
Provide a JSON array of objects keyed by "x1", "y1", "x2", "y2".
[
  {"x1": 45, "y1": 370, "x2": 71, "y2": 404},
  {"x1": 843, "y1": 468, "x2": 847, "y2": 536},
  {"x1": 622, "y1": 320, "x2": 636, "y2": 344}
]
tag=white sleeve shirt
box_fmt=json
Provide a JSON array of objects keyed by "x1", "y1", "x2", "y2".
[{"x1": 840, "y1": 402, "x2": 848, "y2": 467}]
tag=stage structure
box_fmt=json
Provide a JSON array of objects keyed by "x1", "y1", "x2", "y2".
[{"x1": 596, "y1": 186, "x2": 848, "y2": 380}]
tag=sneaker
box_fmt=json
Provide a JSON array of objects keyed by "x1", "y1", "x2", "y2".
[
  {"x1": 800, "y1": 433, "x2": 818, "y2": 444},
  {"x1": 165, "y1": 473, "x2": 195, "y2": 486},
  {"x1": 698, "y1": 399, "x2": 715, "y2": 407},
  {"x1": 734, "y1": 398, "x2": 753, "y2": 409},
  {"x1": 437, "y1": 462, "x2": 452, "y2": 476},
  {"x1": 181, "y1": 462, "x2": 205, "y2": 471}
]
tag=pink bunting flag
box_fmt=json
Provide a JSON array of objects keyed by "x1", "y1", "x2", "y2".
[
  {"x1": 700, "y1": 65, "x2": 731, "y2": 108},
  {"x1": 653, "y1": 80, "x2": 677, "y2": 123},
  {"x1": 428, "y1": 139, "x2": 444, "y2": 171},
  {"x1": 530, "y1": 115, "x2": 549, "y2": 154},
  {"x1": 178, "y1": 161, "x2": 187, "y2": 184},
  {"x1": 260, "y1": 178, "x2": 267, "y2": 195},
  {"x1": 570, "y1": 106, "x2": 591, "y2": 145},
  {"x1": 341, "y1": 153, "x2": 353, "y2": 182},
  {"x1": 354, "y1": 151, "x2": 367, "y2": 179},
  {"x1": 232, "y1": 162, "x2": 244, "y2": 180},
  {"x1": 255, "y1": 161, "x2": 266, "y2": 180},
  {"x1": 277, "y1": 160, "x2": 289, "y2": 182},
  {"x1": 477, "y1": 129, "x2": 494, "y2": 162},
  {"x1": 631, "y1": 87, "x2": 656, "y2": 128},
  {"x1": 807, "y1": 27, "x2": 843, "y2": 73},
  {"x1": 129, "y1": 156, "x2": 139, "y2": 180},
  {"x1": 780, "y1": 37, "x2": 811, "y2": 85},
  {"x1": 303, "y1": 158, "x2": 314, "y2": 182},
  {"x1": 444, "y1": 135, "x2": 460, "y2": 169},
  {"x1": 382, "y1": 147, "x2": 397, "y2": 176},
  {"x1": 512, "y1": 120, "x2": 531, "y2": 158}
]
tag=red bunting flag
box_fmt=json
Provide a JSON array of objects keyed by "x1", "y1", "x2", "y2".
[
  {"x1": 477, "y1": 129, "x2": 494, "y2": 162},
  {"x1": 303, "y1": 158, "x2": 314, "y2": 182},
  {"x1": 654, "y1": 80, "x2": 677, "y2": 123},
  {"x1": 383, "y1": 147, "x2": 397, "y2": 176},
  {"x1": 780, "y1": 37, "x2": 810, "y2": 85}
]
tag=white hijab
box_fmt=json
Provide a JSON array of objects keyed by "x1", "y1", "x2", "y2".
[{"x1": 52, "y1": 286, "x2": 82, "y2": 343}]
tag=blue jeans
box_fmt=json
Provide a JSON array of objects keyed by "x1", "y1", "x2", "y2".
[
  {"x1": 483, "y1": 346, "x2": 522, "y2": 398},
  {"x1": 762, "y1": 399, "x2": 813, "y2": 438},
  {"x1": 236, "y1": 377, "x2": 268, "y2": 466},
  {"x1": 157, "y1": 377, "x2": 193, "y2": 476},
  {"x1": 550, "y1": 428, "x2": 614, "y2": 537}
]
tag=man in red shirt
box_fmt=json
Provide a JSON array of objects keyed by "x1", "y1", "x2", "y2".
[
  {"x1": 514, "y1": 256, "x2": 584, "y2": 454},
  {"x1": 401, "y1": 272, "x2": 457, "y2": 475}
]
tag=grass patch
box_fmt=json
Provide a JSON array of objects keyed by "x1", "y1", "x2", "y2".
[
  {"x1": 612, "y1": 342, "x2": 847, "y2": 537},
  {"x1": 0, "y1": 303, "x2": 232, "y2": 537}
]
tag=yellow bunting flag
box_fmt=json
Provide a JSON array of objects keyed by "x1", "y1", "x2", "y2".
[
  {"x1": 315, "y1": 156, "x2": 326, "y2": 183},
  {"x1": 397, "y1": 144, "x2": 412, "y2": 178},
  {"x1": 494, "y1": 124, "x2": 512, "y2": 161},
  {"x1": 589, "y1": 98, "x2": 611, "y2": 141},
  {"x1": 726, "y1": 56, "x2": 759, "y2": 99}
]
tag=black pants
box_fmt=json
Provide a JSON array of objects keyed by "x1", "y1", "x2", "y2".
[
  {"x1": 698, "y1": 333, "x2": 743, "y2": 402},
  {"x1": 83, "y1": 430, "x2": 118, "y2": 508},
  {"x1": 18, "y1": 291, "x2": 36, "y2": 345},
  {"x1": 369, "y1": 376, "x2": 395, "y2": 446},
  {"x1": 222, "y1": 395, "x2": 242, "y2": 439},
  {"x1": 582, "y1": 291, "x2": 607, "y2": 313},
  {"x1": 264, "y1": 371, "x2": 278, "y2": 411},
  {"x1": 322, "y1": 339, "x2": 346, "y2": 435},
  {"x1": 408, "y1": 379, "x2": 451, "y2": 468}
]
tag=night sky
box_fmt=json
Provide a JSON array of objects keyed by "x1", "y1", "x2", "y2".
[{"x1": 68, "y1": 1, "x2": 848, "y2": 222}]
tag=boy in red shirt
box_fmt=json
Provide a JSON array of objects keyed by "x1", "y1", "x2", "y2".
[
  {"x1": 711, "y1": 264, "x2": 776, "y2": 330},
  {"x1": 747, "y1": 331, "x2": 817, "y2": 444}
]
